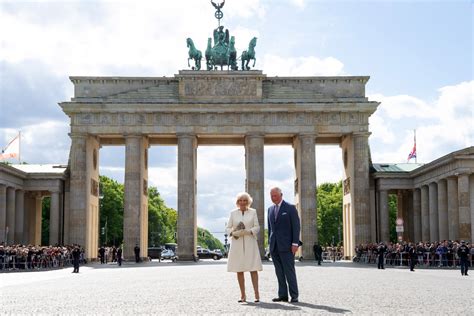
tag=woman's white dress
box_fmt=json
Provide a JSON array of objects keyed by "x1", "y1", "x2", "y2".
[{"x1": 226, "y1": 208, "x2": 263, "y2": 272}]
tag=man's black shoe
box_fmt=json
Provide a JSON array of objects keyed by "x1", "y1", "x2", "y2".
[
  {"x1": 272, "y1": 297, "x2": 288, "y2": 302},
  {"x1": 290, "y1": 298, "x2": 299, "y2": 303}
]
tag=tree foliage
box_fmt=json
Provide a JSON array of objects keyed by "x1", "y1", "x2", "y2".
[
  {"x1": 317, "y1": 181, "x2": 343, "y2": 246},
  {"x1": 388, "y1": 194, "x2": 397, "y2": 243},
  {"x1": 41, "y1": 197, "x2": 50, "y2": 245},
  {"x1": 98, "y1": 175, "x2": 124, "y2": 246},
  {"x1": 197, "y1": 227, "x2": 224, "y2": 251},
  {"x1": 148, "y1": 186, "x2": 177, "y2": 246}
]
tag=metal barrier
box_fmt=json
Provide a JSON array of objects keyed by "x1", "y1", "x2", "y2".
[
  {"x1": 0, "y1": 254, "x2": 74, "y2": 272},
  {"x1": 321, "y1": 251, "x2": 344, "y2": 261},
  {"x1": 353, "y1": 251, "x2": 466, "y2": 268}
]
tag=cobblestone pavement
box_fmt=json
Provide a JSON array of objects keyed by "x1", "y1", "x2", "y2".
[{"x1": 1, "y1": 260, "x2": 472, "y2": 315}]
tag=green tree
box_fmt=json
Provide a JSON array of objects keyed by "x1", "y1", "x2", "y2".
[
  {"x1": 317, "y1": 181, "x2": 343, "y2": 246},
  {"x1": 148, "y1": 186, "x2": 177, "y2": 246},
  {"x1": 197, "y1": 227, "x2": 224, "y2": 251},
  {"x1": 388, "y1": 194, "x2": 397, "y2": 243},
  {"x1": 98, "y1": 175, "x2": 124, "y2": 246},
  {"x1": 41, "y1": 197, "x2": 50, "y2": 245}
]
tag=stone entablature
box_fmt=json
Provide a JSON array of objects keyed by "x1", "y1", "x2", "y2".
[
  {"x1": 0, "y1": 164, "x2": 67, "y2": 192},
  {"x1": 61, "y1": 71, "x2": 377, "y2": 145},
  {"x1": 68, "y1": 71, "x2": 371, "y2": 104}
]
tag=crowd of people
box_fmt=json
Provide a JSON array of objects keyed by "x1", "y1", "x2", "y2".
[
  {"x1": 0, "y1": 244, "x2": 85, "y2": 271},
  {"x1": 354, "y1": 240, "x2": 474, "y2": 269}
]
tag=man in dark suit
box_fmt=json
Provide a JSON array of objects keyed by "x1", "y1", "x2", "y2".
[
  {"x1": 134, "y1": 244, "x2": 140, "y2": 263},
  {"x1": 313, "y1": 243, "x2": 323, "y2": 265},
  {"x1": 268, "y1": 187, "x2": 301, "y2": 303},
  {"x1": 72, "y1": 246, "x2": 81, "y2": 273}
]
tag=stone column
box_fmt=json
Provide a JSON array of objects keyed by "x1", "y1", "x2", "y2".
[
  {"x1": 68, "y1": 133, "x2": 100, "y2": 259},
  {"x1": 379, "y1": 190, "x2": 389, "y2": 242},
  {"x1": 428, "y1": 182, "x2": 439, "y2": 241},
  {"x1": 352, "y1": 133, "x2": 371, "y2": 246},
  {"x1": 68, "y1": 133, "x2": 87, "y2": 247},
  {"x1": 293, "y1": 133, "x2": 317, "y2": 259},
  {"x1": 413, "y1": 188, "x2": 421, "y2": 242},
  {"x1": 437, "y1": 179, "x2": 448, "y2": 241},
  {"x1": 245, "y1": 133, "x2": 265, "y2": 257},
  {"x1": 6, "y1": 187, "x2": 16, "y2": 244},
  {"x1": 458, "y1": 174, "x2": 471, "y2": 241},
  {"x1": 470, "y1": 174, "x2": 474, "y2": 242},
  {"x1": 177, "y1": 134, "x2": 197, "y2": 261},
  {"x1": 14, "y1": 189, "x2": 25, "y2": 244},
  {"x1": 0, "y1": 184, "x2": 6, "y2": 244},
  {"x1": 32, "y1": 194, "x2": 43, "y2": 245},
  {"x1": 123, "y1": 135, "x2": 149, "y2": 260},
  {"x1": 421, "y1": 185, "x2": 430, "y2": 241},
  {"x1": 447, "y1": 177, "x2": 459, "y2": 240},
  {"x1": 403, "y1": 190, "x2": 414, "y2": 242},
  {"x1": 49, "y1": 191, "x2": 60, "y2": 245},
  {"x1": 63, "y1": 180, "x2": 70, "y2": 245}
]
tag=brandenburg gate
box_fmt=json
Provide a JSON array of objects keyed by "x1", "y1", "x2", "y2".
[{"x1": 59, "y1": 70, "x2": 379, "y2": 260}]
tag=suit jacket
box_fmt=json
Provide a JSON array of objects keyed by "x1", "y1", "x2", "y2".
[{"x1": 268, "y1": 200, "x2": 300, "y2": 253}]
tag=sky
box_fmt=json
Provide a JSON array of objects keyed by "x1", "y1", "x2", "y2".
[{"x1": 1, "y1": 0, "x2": 473, "y2": 242}]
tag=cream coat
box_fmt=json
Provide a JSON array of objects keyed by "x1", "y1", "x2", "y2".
[{"x1": 226, "y1": 208, "x2": 263, "y2": 272}]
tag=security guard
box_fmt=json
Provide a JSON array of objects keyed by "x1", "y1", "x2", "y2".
[
  {"x1": 134, "y1": 244, "x2": 140, "y2": 263},
  {"x1": 377, "y1": 242, "x2": 387, "y2": 269},
  {"x1": 72, "y1": 246, "x2": 81, "y2": 273},
  {"x1": 408, "y1": 243, "x2": 417, "y2": 271},
  {"x1": 457, "y1": 240, "x2": 469, "y2": 276}
]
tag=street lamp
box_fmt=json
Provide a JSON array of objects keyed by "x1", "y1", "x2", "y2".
[{"x1": 224, "y1": 236, "x2": 228, "y2": 257}]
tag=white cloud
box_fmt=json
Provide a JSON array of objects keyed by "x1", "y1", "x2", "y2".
[
  {"x1": 262, "y1": 54, "x2": 345, "y2": 76},
  {"x1": 289, "y1": 0, "x2": 306, "y2": 9},
  {"x1": 369, "y1": 81, "x2": 474, "y2": 164},
  {"x1": 0, "y1": 0, "x2": 264, "y2": 76},
  {"x1": 0, "y1": 120, "x2": 70, "y2": 164}
]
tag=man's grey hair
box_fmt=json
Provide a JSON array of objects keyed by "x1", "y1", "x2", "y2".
[{"x1": 270, "y1": 187, "x2": 282, "y2": 195}]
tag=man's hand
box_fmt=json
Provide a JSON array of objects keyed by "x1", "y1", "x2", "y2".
[{"x1": 291, "y1": 245, "x2": 298, "y2": 254}]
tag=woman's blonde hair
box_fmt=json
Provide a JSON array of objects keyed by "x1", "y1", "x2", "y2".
[{"x1": 235, "y1": 192, "x2": 253, "y2": 207}]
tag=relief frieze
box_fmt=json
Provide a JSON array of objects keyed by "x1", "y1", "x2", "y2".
[
  {"x1": 184, "y1": 79, "x2": 257, "y2": 97},
  {"x1": 71, "y1": 111, "x2": 364, "y2": 129}
]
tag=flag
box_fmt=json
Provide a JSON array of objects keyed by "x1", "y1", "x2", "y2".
[
  {"x1": 407, "y1": 143, "x2": 416, "y2": 161},
  {"x1": 407, "y1": 130, "x2": 416, "y2": 162},
  {"x1": 0, "y1": 133, "x2": 20, "y2": 160}
]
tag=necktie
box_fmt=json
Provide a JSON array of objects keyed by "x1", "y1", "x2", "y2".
[{"x1": 274, "y1": 204, "x2": 279, "y2": 221}]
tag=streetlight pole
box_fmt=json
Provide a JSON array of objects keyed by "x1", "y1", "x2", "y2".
[{"x1": 105, "y1": 216, "x2": 108, "y2": 246}]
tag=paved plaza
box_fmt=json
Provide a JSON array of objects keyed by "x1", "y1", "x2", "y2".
[{"x1": 1, "y1": 260, "x2": 472, "y2": 315}]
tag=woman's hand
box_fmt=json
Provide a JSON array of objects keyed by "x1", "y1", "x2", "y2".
[
  {"x1": 242, "y1": 229, "x2": 253, "y2": 236},
  {"x1": 232, "y1": 229, "x2": 243, "y2": 238}
]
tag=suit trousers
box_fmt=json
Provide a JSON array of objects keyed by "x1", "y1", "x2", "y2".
[{"x1": 271, "y1": 247, "x2": 299, "y2": 299}]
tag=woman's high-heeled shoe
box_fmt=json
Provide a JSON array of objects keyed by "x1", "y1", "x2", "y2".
[{"x1": 238, "y1": 297, "x2": 246, "y2": 303}]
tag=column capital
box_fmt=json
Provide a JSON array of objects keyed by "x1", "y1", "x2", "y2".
[
  {"x1": 352, "y1": 132, "x2": 371, "y2": 138},
  {"x1": 295, "y1": 132, "x2": 318, "y2": 139},
  {"x1": 245, "y1": 132, "x2": 264, "y2": 138},
  {"x1": 123, "y1": 133, "x2": 143, "y2": 139},
  {"x1": 176, "y1": 133, "x2": 196, "y2": 139},
  {"x1": 68, "y1": 132, "x2": 88, "y2": 139}
]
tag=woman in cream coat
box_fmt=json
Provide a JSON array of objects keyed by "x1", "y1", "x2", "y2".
[{"x1": 226, "y1": 192, "x2": 263, "y2": 303}]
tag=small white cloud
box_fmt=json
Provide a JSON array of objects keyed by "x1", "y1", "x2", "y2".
[
  {"x1": 289, "y1": 0, "x2": 306, "y2": 9},
  {"x1": 262, "y1": 54, "x2": 345, "y2": 76}
]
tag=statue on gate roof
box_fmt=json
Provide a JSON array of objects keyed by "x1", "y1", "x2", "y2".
[{"x1": 185, "y1": 0, "x2": 257, "y2": 71}]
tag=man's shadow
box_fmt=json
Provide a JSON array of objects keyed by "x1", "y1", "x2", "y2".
[{"x1": 247, "y1": 301, "x2": 351, "y2": 314}]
